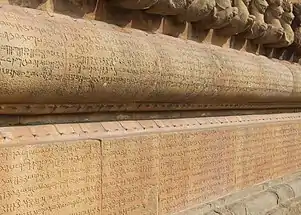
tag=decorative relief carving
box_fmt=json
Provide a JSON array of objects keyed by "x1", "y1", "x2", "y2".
[
  {"x1": 103, "y1": 0, "x2": 297, "y2": 52},
  {"x1": 249, "y1": 0, "x2": 285, "y2": 44},
  {"x1": 242, "y1": 0, "x2": 269, "y2": 40},
  {"x1": 291, "y1": 3, "x2": 301, "y2": 59},
  {"x1": 265, "y1": 0, "x2": 294, "y2": 48},
  {"x1": 178, "y1": 0, "x2": 216, "y2": 23},
  {"x1": 188, "y1": 0, "x2": 239, "y2": 30},
  {"x1": 214, "y1": 0, "x2": 256, "y2": 36},
  {"x1": 4, "y1": 0, "x2": 300, "y2": 55},
  {"x1": 1, "y1": 112, "x2": 300, "y2": 143},
  {"x1": 146, "y1": 0, "x2": 187, "y2": 15}
]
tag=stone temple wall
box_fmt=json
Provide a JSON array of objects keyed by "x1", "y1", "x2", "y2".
[{"x1": 1, "y1": 1, "x2": 301, "y2": 215}]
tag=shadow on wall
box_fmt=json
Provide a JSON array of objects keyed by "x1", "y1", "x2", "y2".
[
  {"x1": 8, "y1": 0, "x2": 46, "y2": 8},
  {"x1": 53, "y1": 0, "x2": 98, "y2": 18},
  {"x1": 8, "y1": 0, "x2": 98, "y2": 18}
]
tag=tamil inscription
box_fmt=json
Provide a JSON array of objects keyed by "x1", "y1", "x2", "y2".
[
  {"x1": 101, "y1": 119, "x2": 301, "y2": 214},
  {"x1": 102, "y1": 136, "x2": 159, "y2": 215},
  {"x1": 0, "y1": 5, "x2": 298, "y2": 105},
  {"x1": 157, "y1": 121, "x2": 301, "y2": 214},
  {"x1": 0, "y1": 140, "x2": 101, "y2": 215}
]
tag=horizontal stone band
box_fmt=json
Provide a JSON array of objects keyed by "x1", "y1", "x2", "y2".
[
  {"x1": 2, "y1": 112, "x2": 301, "y2": 214},
  {"x1": 0, "y1": 5, "x2": 301, "y2": 105}
]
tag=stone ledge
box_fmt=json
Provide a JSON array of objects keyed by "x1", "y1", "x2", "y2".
[
  {"x1": 2, "y1": 103, "x2": 301, "y2": 115},
  {"x1": 1, "y1": 5, "x2": 301, "y2": 108}
]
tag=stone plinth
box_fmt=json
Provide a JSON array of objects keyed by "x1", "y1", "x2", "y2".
[{"x1": 0, "y1": 113, "x2": 301, "y2": 214}]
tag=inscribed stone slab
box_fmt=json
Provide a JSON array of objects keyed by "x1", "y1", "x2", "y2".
[
  {"x1": 100, "y1": 120, "x2": 301, "y2": 214},
  {"x1": 0, "y1": 140, "x2": 101, "y2": 215},
  {"x1": 102, "y1": 137, "x2": 159, "y2": 215}
]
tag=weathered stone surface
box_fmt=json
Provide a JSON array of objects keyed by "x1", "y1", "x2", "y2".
[
  {"x1": 187, "y1": 0, "x2": 239, "y2": 30},
  {"x1": 266, "y1": 0, "x2": 295, "y2": 48},
  {"x1": 215, "y1": 0, "x2": 255, "y2": 36},
  {"x1": 179, "y1": 0, "x2": 216, "y2": 22},
  {"x1": 146, "y1": 0, "x2": 186, "y2": 15},
  {"x1": 102, "y1": 137, "x2": 159, "y2": 214},
  {"x1": 243, "y1": 0, "x2": 269, "y2": 40},
  {"x1": 1, "y1": 5, "x2": 301, "y2": 106},
  {"x1": 252, "y1": 0, "x2": 285, "y2": 44},
  {"x1": 2, "y1": 4, "x2": 301, "y2": 215},
  {"x1": 1, "y1": 113, "x2": 301, "y2": 213},
  {"x1": 290, "y1": 2, "x2": 301, "y2": 59},
  {"x1": 176, "y1": 172, "x2": 301, "y2": 215},
  {"x1": 0, "y1": 139, "x2": 101, "y2": 214},
  {"x1": 3, "y1": 0, "x2": 45, "y2": 8}
]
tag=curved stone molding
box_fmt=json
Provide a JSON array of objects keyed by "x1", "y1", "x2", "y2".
[{"x1": 2, "y1": 5, "x2": 301, "y2": 105}]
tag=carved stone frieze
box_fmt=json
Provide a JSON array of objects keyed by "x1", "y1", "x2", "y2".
[
  {"x1": 252, "y1": 0, "x2": 285, "y2": 44},
  {"x1": 214, "y1": 0, "x2": 256, "y2": 36},
  {"x1": 242, "y1": 0, "x2": 269, "y2": 40},
  {"x1": 146, "y1": 0, "x2": 187, "y2": 15},
  {"x1": 265, "y1": 0, "x2": 294, "y2": 48},
  {"x1": 4, "y1": 0, "x2": 300, "y2": 52},
  {"x1": 104, "y1": 0, "x2": 296, "y2": 50},
  {"x1": 189, "y1": 0, "x2": 239, "y2": 30},
  {"x1": 267, "y1": 0, "x2": 282, "y2": 7},
  {"x1": 67, "y1": 0, "x2": 296, "y2": 52},
  {"x1": 178, "y1": 0, "x2": 216, "y2": 23},
  {"x1": 291, "y1": 3, "x2": 301, "y2": 57}
]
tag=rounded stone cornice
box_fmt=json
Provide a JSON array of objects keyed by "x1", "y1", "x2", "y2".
[{"x1": 0, "y1": 5, "x2": 301, "y2": 110}]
